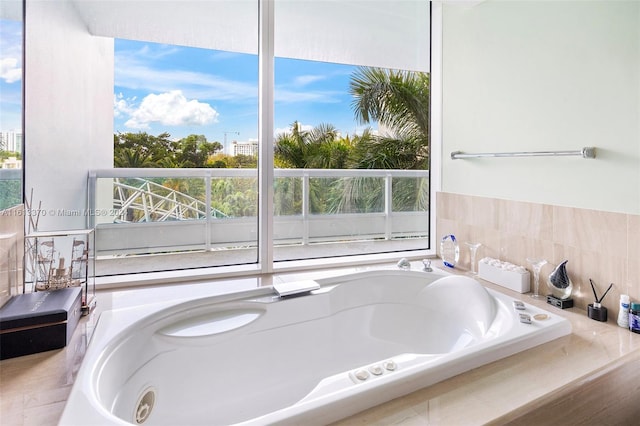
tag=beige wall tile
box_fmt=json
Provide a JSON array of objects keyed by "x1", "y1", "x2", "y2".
[
  {"x1": 438, "y1": 192, "x2": 640, "y2": 312},
  {"x1": 470, "y1": 195, "x2": 499, "y2": 230},
  {"x1": 498, "y1": 199, "x2": 553, "y2": 240},
  {"x1": 436, "y1": 192, "x2": 468, "y2": 222},
  {"x1": 436, "y1": 191, "x2": 451, "y2": 220},
  {"x1": 553, "y1": 243, "x2": 626, "y2": 312},
  {"x1": 473, "y1": 227, "x2": 501, "y2": 260},
  {"x1": 627, "y1": 214, "x2": 639, "y2": 301},
  {"x1": 436, "y1": 218, "x2": 458, "y2": 242},
  {"x1": 552, "y1": 206, "x2": 627, "y2": 258},
  {"x1": 498, "y1": 235, "x2": 553, "y2": 271}
]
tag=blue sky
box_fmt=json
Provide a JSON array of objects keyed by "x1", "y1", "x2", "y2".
[
  {"x1": 0, "y1": 33, "x2": 373, "y2": 151},
  {"x1": 0, "y1": 20, "x2": 23, "y2": 133},
  {"x1": 114, "y1": 39, "x2": 369, "y2": 151}
]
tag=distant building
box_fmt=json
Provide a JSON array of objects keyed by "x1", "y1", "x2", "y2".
[
  {"x1": 231, "y1": 140, "x2": 258, "y2": 157},
  {"x1": 0, "y1": 130, "x2": 23, "y2": 153}
]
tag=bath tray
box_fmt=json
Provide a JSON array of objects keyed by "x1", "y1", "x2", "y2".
[{"x1": 478, "y1": 258, "x2": 530, "y2": 293}]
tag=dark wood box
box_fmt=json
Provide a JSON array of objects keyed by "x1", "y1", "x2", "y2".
[{"x1": 0, "y1": 287, "x2": 82, "y2": 360}]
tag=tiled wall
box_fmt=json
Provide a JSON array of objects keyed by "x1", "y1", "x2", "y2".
[
  {"x1": 0, "y1": 204, "x2": 24, "y2": 307},
  {"x1": 437, "y1": 192, "x2": 640, "y2": 320}
]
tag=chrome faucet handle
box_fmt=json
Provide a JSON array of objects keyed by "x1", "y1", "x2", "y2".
[
  {"x1": 397, "y1": 258, "x2": 411, "y2": 270},
  {"x1": 422, "y1": 259, "x2": 432, "y2": 272}
]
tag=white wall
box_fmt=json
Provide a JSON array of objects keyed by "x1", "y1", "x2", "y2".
[
  {"x1": 24, "y1": 0, "x2": 114, "y2": 231},
  {"x1": 441, "y1": 0, "x2": 640, "y2": 215}
]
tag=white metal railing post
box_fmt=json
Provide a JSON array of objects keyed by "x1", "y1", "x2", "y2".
[
  {"x1": 141, "y1": 185, "x2": 150, "y2": 222},
  {"x1": 384, "y1": 173, "x2": 392, "y2": 240},
  {"x1": 205, "y1": 171, "x2": 212, "y2": 250},
  {"x1": 302, "y1": 172, "x2": 309, "y2": 245}
]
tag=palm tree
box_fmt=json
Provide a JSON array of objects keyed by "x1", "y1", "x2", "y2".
[
  {"x1": 275, "y1": 121, "x2": 355, "y2": 214},
  {"x1": 349, "y1": 67, "x2": 430, "y2": 170},
  {"x1": 342, "y1": 67, "x2": 431, "y2": 213},
  {"x1": 275, "y1": 121, "x2": 347, "y2": 169},
  {"x1": 113, "y1": 147, "x2": 156, "y2": 168}
]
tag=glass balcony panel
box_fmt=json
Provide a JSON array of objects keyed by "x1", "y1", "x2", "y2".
[
  {"x1": 90, "y1": 169, "x2": 429, "y2": 275},
  {"x1": 392, "y1": 177, "x2": 429, "y2": 213}
]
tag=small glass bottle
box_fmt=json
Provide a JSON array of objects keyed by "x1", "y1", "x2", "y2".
[
  {"x1": 630, "y1": 302, "x2": 640, "y2": 334},
  {"x1": 617, "y1": 295, "x2": 630, "y2": 328}
]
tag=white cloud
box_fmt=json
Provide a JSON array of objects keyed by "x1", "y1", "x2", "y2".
[
  {"x1": 274, "y1": 88, "x2": 342, "y2": 104},
  {"x1": 0, "y1": 22, "x2": 22, "y2": 84},
  {"x1": 113, "y1": 93, "x2": 136, "y2": 118},
  {"x1": 292, "y1": 74, "x2": 326, "y2": 87},
  {"x1": 135, "y1": 43, "x2": 181, "y2": 60},
  {"x1": 274, "y1": 73, "x2": 341, "y2": 103},
  {"x1": 0, "y1": 57, "x2": 21, "y2": 83},
  {"x1": 275, "y1": 123, "x2": 314, "y2": 136},
  {"x1": 115, "y1": 51, "x2": 257, "y2": 102},
  {"x1": 115, "y1": 49, "x2": 345, "y2": 106},
  {"x1": 209, "y1": 51, "x2": 245, "y2": 62},
  {"x1": 121, "y1": 90, "x2": 219, "y2": 129}
]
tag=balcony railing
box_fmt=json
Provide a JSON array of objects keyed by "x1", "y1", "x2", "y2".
[{"x1": 88, "y1": 168, "x2": 429, "y2": 264}]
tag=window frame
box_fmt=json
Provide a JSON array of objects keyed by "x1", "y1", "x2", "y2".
[
  {"x1": 95, "y1": 0, "x2": 441, "y2": 287},
  {"x1": 264, "y1": 0, "x2": 441, "y2": 275}
]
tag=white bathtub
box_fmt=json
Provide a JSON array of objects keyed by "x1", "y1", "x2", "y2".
[{"x1": 60, "y1": 270, "x2": 571, "y2": 425}]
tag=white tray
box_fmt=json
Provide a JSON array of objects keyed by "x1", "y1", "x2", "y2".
[{"x1": 478, "y1": 259, "x2": 530, "y2": 294}]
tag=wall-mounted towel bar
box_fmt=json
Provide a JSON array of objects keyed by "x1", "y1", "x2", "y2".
[{"x1": 450, "y1": 147, "x2": 596, "y2": 160}]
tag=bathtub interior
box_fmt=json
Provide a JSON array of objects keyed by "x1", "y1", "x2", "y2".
[{"x1": 66, "y1": 270, "x2": 570, "y2": 426}]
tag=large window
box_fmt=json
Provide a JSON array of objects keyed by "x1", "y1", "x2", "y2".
[
  {"x1": 99, "y1": 39, "x2": 260, "y2": 274},
  {"x1": 86, "y1": 0, "x2": 431, "y2": 277},
  {"x1": 272, "y1": 58, "x2": 430, "y2": 262}
]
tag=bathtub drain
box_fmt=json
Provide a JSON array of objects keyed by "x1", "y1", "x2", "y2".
[{"x1": 134, "y1": 387, "x2": 156, "y2": 424}]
